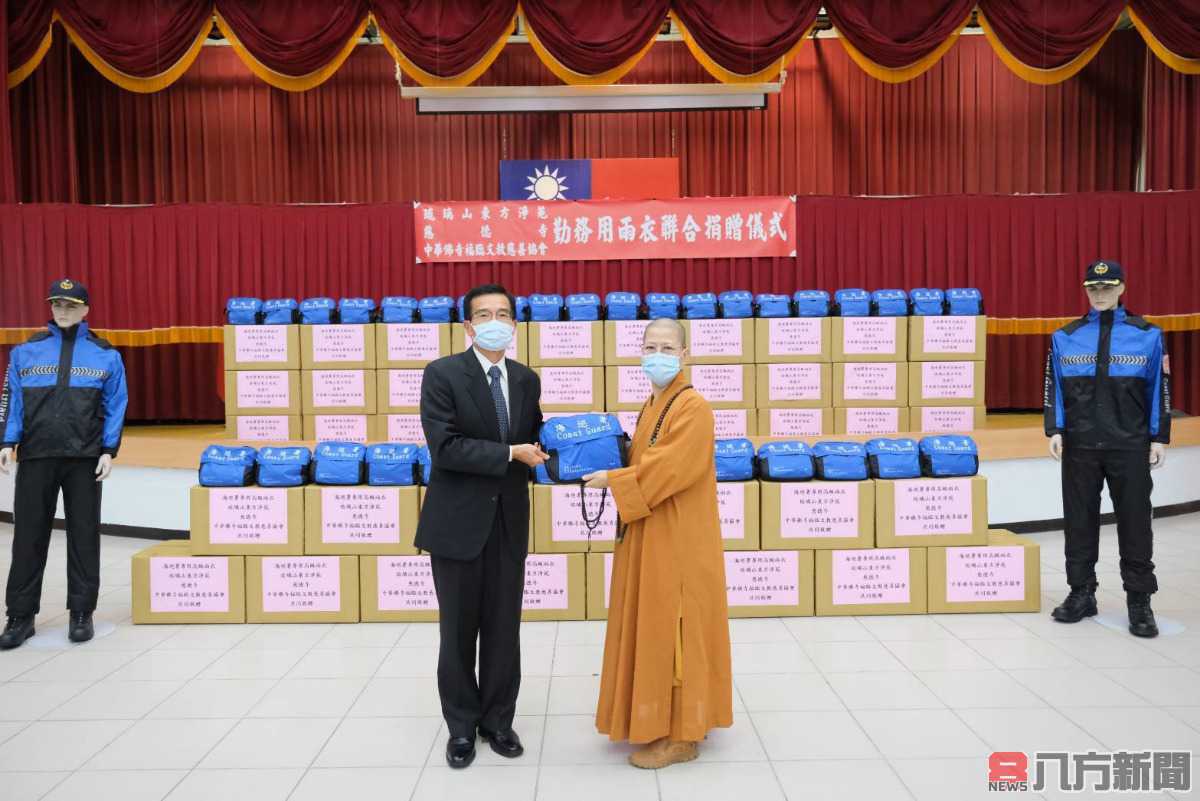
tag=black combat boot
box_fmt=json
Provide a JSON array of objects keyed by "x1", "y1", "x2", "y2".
[
  {"x1": 0, "y1": 615, "x2": 36, "y2": 649},
  {"x1": 1127, "y1": 592, "x2": 1159, "y2": 638},
  {"x1": 1051, "y1": 585, "x2": 1098, "y2": 623},
  {"x1": 68, "y1": 611, "x2": 94, "y2": 644}
]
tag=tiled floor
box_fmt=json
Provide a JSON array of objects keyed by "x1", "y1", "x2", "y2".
[{"x1": 1, "y1": 516, "x2": 1200, "y2": 800}]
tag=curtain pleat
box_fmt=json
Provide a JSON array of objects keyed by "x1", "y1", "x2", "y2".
[
  {"x1": 668, "y1": 0, "x2": 819, "y2": 82},
  {"x1": 6, "y1": 0, "x2": 53, "y2": 86},
  {"x1": 824, "y1": 0, "x2": 973, "y2": 82},
  {"x1": 372, "y1": 0, "x2": 515, "y2": 86},
  {"x1": 1144, "y1": 51, "x2": 1200, "y2": 190},
  {"x1": 9, "y1": 31, "x2": 76, "y2": 201},
  {"x1": 0, "y1": 0, "x2": 14, "y2": 200},
  {"x1": 977, "y1": 0, "x2": 1125, "y2": 84},
  {"x1": 1129, "y1": 0, "x2": 1200, "y2": 74},
  {"x1": 519, "y1": 0, "x2": 667, "y2": 84}
]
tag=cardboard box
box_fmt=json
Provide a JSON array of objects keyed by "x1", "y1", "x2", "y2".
[
  {"x1": 533, "y1": 483, "x2": 617, "y2": 553},
  {"x1": 604, "y1": 320, "x2": 650, "y2": 366},
  {"x1": 225, "y1": 415, "x2": 302, "y2": 442},
  {"x1": 760, "y1": 480, "x2": 876, "y2": 550},
  {"x1": 303, "y1": 485, "x2": 420, "y2": 555},
  {"x1": 908, "y1": 315, "x2": 987, "y2": 361},
  {"x1": 756, "y1": 408, "x2": 834, "y2": 438},
  {"x1": 682, "y1": 318, "x2": 755, "y2": 364},
  {"x1": 189, "y1": 485, "x2": 305, "y2": 556},
  {"x1": 718, "y1": 481, "x2": 761, "y2": 551},
  {"x1": 908, "y1": 361, "x2": 986, "y2": 407},
  {"x1": 132, "y1": 541, "x2": 246, "y2": 624},
  {"x1": 302, "y1": 414, "x2": 379, "y2": 444},
  {"x1": 302, "y1": 369, "x2": 378, "y2": 415},
  {"x1": 832, "y1": 362, "x2": 909, "y2": 407},
  {"x1": 360, "y1": 554, "x2": 440, "y2": 622},
  {"x1": 451, "y1": 322, "x2": 529, "y2": 363},
  {"x1": 816, "y1": 547, "x2": 927, "y2": 616},
  {"x1": 378, "y1": 413, "x2": 426, "y2": 443},
  {"x1": 246, "y1": 554, "x2": 360, "y2": 623},
  {"x1": 606, "y1": 365, "x2": 651, "y2": 412},
  {"x1": 522, "y1": 553, "x2": 587, "y2": 621},
  {"x1": 585, "y1": 551, "x2": 613, "y2": 620},
  {"x1": 300, "y1": 324, "x2": 377, "y2": 369},
  {"x1": 755, "y1": 363, "x2": 832, "y2": 409},
  {"x1": 832, "y1": 317, "x2": 908, "y2": 363},
  {"x1": 727, "y1": 550, "x2": 815, "y2": 618},
  {"x1": 927, "y1": 529, "x2": 1041, "y2": 614},
  {"x1": 375, "y1": 368, "x2": 422, "y2": 414},
  {"x1": 689, "y1": 364, "x2": 756, "y2": 409},
  {"x1": 535, "y1": 366, "x2": 605, "y2": 412},
  {"x1": 528, "y1": 321, "x2": 604, "y2": 366},
  {"x1": 874, "y1": 476, "x2": 989, "y2": 548},
  {"x1": 223, "y1": 324, "x2": 300, "y2": 371},
  {"x1": 754, "y1": 317, "x2": 832, "y2": 363},
  {"x1": 912, "y1": 405, "x2": 987, "y2": 433},
  {"x1": 834, "y1": 407, "x2": 911, "y2": 435},
  {"x1": 614, "y1": 407, "x2": 757, "y2": 438},
  {"x1": 224, "y1": 370, "x2": 301, "y2": 416},
  {"x1": 376, "y1": 323, "x2": 451, "y2": 369}
]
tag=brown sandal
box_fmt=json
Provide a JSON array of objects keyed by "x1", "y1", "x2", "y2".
[{"x1": 629, "y1": 738, "x2": 698, "y2": 769}]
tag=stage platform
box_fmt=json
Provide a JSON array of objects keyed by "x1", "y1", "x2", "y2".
[{"x1": 1, "y1": 414, "x2": 1197, "y2": 536}]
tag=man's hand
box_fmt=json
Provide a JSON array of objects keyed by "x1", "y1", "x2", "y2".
[
  {"x1": 0, "y1": 448, "x2": 12, "y2": 475},
  {"x1": 582, "y1": 471, "x2": 609, "y2": 490},
  {"x1": 511, "y1": 444, "x2": 549, "y2": 468},
  {"x1": 1150, "y1": 443, "x2": 1167, "y2": 470},
  {"x1": 1048, "y1": 434, "x2": 1063, "y2": 462},
  {"x1": 95, "y1": 454, "x2": 114, "y2": 481}
]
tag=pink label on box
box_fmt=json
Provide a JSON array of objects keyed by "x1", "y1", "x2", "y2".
[
  {"x1": 387, "y1": 414, "x2": 425, "y2": 443},
  {"x1": 726, "y1": 551, "x2": 799, "y2": 607},
  {"x1": 832, "y1": 548, "x2": 911, "y2": 605},
  {"x1": 768, "y1": 363, "x2": 823, "y2": 401},
  {"x1": 388, "y1": 369, "x2": 423, "y2": 408},
  {"x1": 768, "y1": 317, "x2": 824, "y2": 356},
  {"x1": 769, "y1": 408, "x2": 826, "y2": 437},
  {"x1": 467, "y1": 329, "x2": 518, "y2": 360},
  {"x1": 617, "y1": 365, "x2": 652, "y2": 405},
  {"x1": 377, "y1": 555, "x2": 438, "y2": 611},
  {"x1": 603, "y1": 551, "x2": 613, "y2": 608},
  {"x1": 613, "y1": 320, "x2": 649, "y2": 358},
  {"x1": 149, "y1": 556, "x2": 231, "y2": 613},
  {"x1": 236, "y1": 371, "x2": 291, "y2": 409},
  {"x1": 523, "y1": 554, "x2": 570, "y2": 610},
  {"x1": 921, "y1": 361, "x2": 976, "y2": 399},
  {"x1": 387, "y1": 324, "x2": 442, "y2": 362},
  {"x1": 616, "y1": 410, "x2": 639, "y2": 436},
  {"x1": 922, "y1": 316, "x2": 977, "y2": 354},
  {"x1": 842, "y1": 362, "x2": 898, "y2": 401},
  {"x1": 946, "y1": 546, "x2": 1026, "y2": 602},
  {"x1": 844, "y1": 407, "x2": 901, "y2": 435},
  {"x1": 779, "y1": 483, "x2": 861, "y2": 538},
  {"x1": 538, "y1": 321, "x2": 594, "y2": 361},
  {"x1": 235, "y1": 325, "x2": 289, "y2": 363},
  {"x1": 312, "y1": 370, "x2": 365, "y2": 408},
  {"x1": 321, "y1": 487, "x2": 401, "y2": 544},
  {"x1": 261, "y1": 556, "x2": 342, "y2": 612},
  {"x1": 691, "y1": 365, "x2": 744, "y2": 403},
  {"x1": 314, "y1": 415, "x2": 369, "y2": 443},
  {"x1": 550, "y1": 485, "x2": 616, "y2": 542},
  {"x1": 894, "y1": 478, "x2": 974, "y2": 536},
  {"x1": 921, "y1": 406, "x2": 976, "y2": 433},
  {"x1": 689, "y1": 319, "x2": 743, "y2": 357},
  {"x1": 541, "y1": 367, "x2": 595, "y2": 406},
  {"x1": 208, "y1": 488, "x2": 290, "y2": 544},
  {"x1": 717, "y1": 483, "x2": 746, "y2": 541},
  {"x1": 311, "y1": 325, "x2": 366, "y2": 362},
  {"x1": 713, "y1": 409, "x2": 749, "y2": 438},
  {"x1": 235, "y1": 416, "x2": 291, "y2": 441},
  {"x1": 842, "y1": 317, "x2": 898, "y2": 355}
]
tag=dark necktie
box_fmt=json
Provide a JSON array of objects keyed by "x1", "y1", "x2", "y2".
[{"x1": 488, "y1": 365, "x2": 509, "y2": 442}]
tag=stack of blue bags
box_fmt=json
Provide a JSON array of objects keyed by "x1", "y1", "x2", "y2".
[{"x1": 711, "y1": 436, "x2": 979, "y2": 482}]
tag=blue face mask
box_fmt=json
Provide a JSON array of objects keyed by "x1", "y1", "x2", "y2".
[
  {"x1": 641, "y1": 352, "x2": 681, "y2": 387},
  {"x1": 472, "y1": 320, "x2": 515, "y2": 352}
]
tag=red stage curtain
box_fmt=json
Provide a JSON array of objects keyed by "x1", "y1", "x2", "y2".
[
  {"x1": 213, "y1": 0, "x2": 367, "y2": 78},
  {"x1": 976, "y1": 0, "x2": 1124, "y2": 69},
  {"x1": 0, "y1": 0, "x2": 15, "y2": 201},
  {"x1": 6, "y1": 0, "x2": 52, "y2": 79},
  {"x1": 1130, "y1": 0, "x2": 1200, "y2": 61},
  {"x1": 669, "y1": 0, "x2": 819, "y2": 78},
  {"x1": 372, "y1": 0, "x2": 515, "y2": 84},
  {"x1": 8, "y1": 31, "x2": 77, "y2": 201},
  {"x1": 53, "y1": 0, "x2": 211, "y2": 79},
  {"x1": 520, "y1": 0, "x2": 667, "y2": 81},
  {"x1": 824, "y1": 0, "x2": 972, "y2": 76},
  {"x1": 1144, "y1": 53, "x2": 1200, "y2": 190}
]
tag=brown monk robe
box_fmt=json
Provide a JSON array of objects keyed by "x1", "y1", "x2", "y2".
[{"x1": 593, "y1": 370, "x2": 733, "y2": 767}]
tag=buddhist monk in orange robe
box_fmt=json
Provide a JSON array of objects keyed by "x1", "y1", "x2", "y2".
[{"x1": 583, "y1": 318, "x2": 733, "y2": 769}]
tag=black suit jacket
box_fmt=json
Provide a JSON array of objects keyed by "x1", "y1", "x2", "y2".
[{"x1": 414, "y1": 348, "x2": 542, "y2": 561}]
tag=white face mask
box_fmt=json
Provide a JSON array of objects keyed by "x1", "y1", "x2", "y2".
[{"x1": 472, "y1": 319, "x2": 515, "y2": 351}]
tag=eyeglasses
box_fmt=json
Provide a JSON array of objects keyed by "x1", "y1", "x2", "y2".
[
  {"x1": 470, "y1": 309, "x2": 514, "y2": 322},
  {"x1": 642, "y1": 344, "x2": 682, "y2": 355}
]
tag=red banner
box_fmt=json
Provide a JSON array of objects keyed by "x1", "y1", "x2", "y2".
[{"x1": 415, "y1": 197, "x2": 797, "y2": 263}]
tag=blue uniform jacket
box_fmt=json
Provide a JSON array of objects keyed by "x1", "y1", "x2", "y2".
[{"x1": 0, "y1": 322, "x2": 128, "y2": 459}]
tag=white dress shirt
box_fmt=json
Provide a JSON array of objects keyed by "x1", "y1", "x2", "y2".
[{"x1": 473, "y1": 346, "x2": 514, "y2": 460}]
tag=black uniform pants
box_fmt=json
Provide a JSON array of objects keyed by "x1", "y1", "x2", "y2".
[
  {"x1": 6, "y1": 457, "x2": 103, "y2": 616},
  {"x1": 430, "y1": 503, "x2": 525, "y2": 739},
  {"x1": 1062, "y1": 448, "x2": 1157, "y2": 594}
]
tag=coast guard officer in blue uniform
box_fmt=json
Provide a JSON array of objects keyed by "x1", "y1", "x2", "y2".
[
  {"x1": 1044, "y1": 261, "x2": 1171, "y2": 637},
  {"x1": 0, "y1": 280, "x2": 128, "y2": 649}
]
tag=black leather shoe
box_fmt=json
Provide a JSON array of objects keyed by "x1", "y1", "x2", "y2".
[
  {"x1": 0, "y1": 615, "x2": 35, "y2": 650},
  {"x1": 446, "y1": 736, "x2": 476, "y2": 769},
  {"x1": 68, "y1": 611, "x2": 94, "y2": 644},
  {"x1": 1128, "y1": 592, "x2": 1159, "y2": 638},
  {"x1": 1051, "y1": 585, "x2": 1097, "y2": 623},
  {"x1": 480, "y1": 728, "x2": 524, "y2": 758}
]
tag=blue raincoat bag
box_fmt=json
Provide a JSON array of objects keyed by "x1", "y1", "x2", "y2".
[
  {"x1": 757, "y1": 441, "x2": 815, "y2": 481},
  {"x1": 718, "y1": 290, "x2": 753, "y2": 319},
  {"x1": 919, "y1": 435, "x2": 979, "y2": 477},
  {"x1": 256, "y1": 447, "x2": 311, "y2": 487},
  {"x1": 865, "y1": 438, "x2": 921, "y2": 479},
  {"x1": 683, "y1": 292, "x2": 718, "y2": 319},
  {"x1": 794, "y1": 290, "x2": 830, "y2": 317},
  {"x1": 714, "y1": 438, "x2": 756, "y2": 481},
  {"x1": 416, "y1": 446, "x2": 431, "y2": 485},
  {"x1": 515, "y1": 295, "x2": 530, "y2": 322},
  {"x1": 529, "y1": 294, "x2": 564, "y2": 322},
  {"x1": 605, "y1": 292, "x2": 640, "y2": 321},
  {"x1": 366, "y1": 443, "x2": 421, "y2": 486},
  {"x1": 872, "y1": 289, "x2": 909, "y2": 317},
  {"x1": 910, "y1": 288, "x2": 945, "y2": 316},
  {"x1": 834, "y1": 289, "x2": 870, "y2": 317},
  {"x1": 566, "y1": 293, "x2": 601, "y2": 322},
  {"x1": 338, "y1": 297, "x2": 375, "y2": 324},
  {"x1": 538, "y1": 414, "x2": 629, "y2": 482},
  {"x1": 947, "y1": 288, "x2": 983, "y2": 316},
  {"x1": 646, "y1": 293, "x2": 680, "y2": 319},
  {"x1": 199, "y1": 445, "x2": 258, "y2": 487},
  {"x1": 418, "y1": 296, "x2": 454, "y2": 323},
  {"x1": 226, "y1": 297, "x2": 262, "y2": 325},
  {"x1": 755, "y1": 293, "x2": 792, "y2": 318},
  {"x1": 813, "y1": 441, "x2": 869, "y2": 480},
  {"x1": 300, "y1": 297, "x2": 336, "y2": 325},
  {"x1": 261, "y1": 298, "x2": 297, "y2": 324},
  {"x1": 312, "y1": 441, "x2": 367, "y2": 485},
  {"x1": 381, "y1": 296, "x2": 418, "y2": 323}
]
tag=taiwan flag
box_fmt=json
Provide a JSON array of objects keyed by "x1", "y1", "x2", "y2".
[{"x1": 499, "y1": 158, "x2": 680, "y2": 201}]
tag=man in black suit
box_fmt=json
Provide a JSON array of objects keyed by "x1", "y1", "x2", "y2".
[{"x1": 416, "y1": 284, "x2": 547, "y2": 769}]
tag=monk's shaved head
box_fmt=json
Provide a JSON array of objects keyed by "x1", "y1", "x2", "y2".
[{"x1": 643, "y1": 318, "x2": 687, "y2": 349}]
